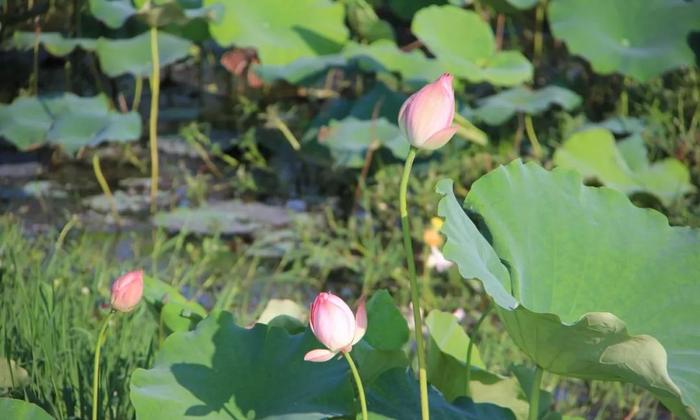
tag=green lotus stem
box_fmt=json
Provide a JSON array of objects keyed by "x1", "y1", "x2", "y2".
[
  {"x1": 528, "y1": 365, "x2": 544, "y2": 420},
  {"x1": 343, "y1": 352, "x2": 368, "y2": 420},
  {"x1": 132, "y1": 76, "x2": 143, "y2": 111},
  {"x1": 465, "y1": 302, "x2": 493, "y2": 396},
  {"x1": 148, "y1": 26, "x2": 161, "y2": 213},
  {"x1": 399, "y1": 146, "x2": 430, "y2": 420},
  {"x1": 92, "y1": 311, "x2": 115, "y2": 420},
  {"x1": 92, "y1": 154, "x2": 121, "y2": 226},
  {"x1": 533, "y1": 1, "x2": 545, "y2": 62},
  {"x1": 524, "y1": 114, "x2": 542, "y2": 158}
]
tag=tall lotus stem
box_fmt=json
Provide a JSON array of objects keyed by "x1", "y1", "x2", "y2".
[
  {"x1": 528, "y1": 366, "x2": 544, "y2": 420},
  {"x1": 343, "y1": 352, "x2": 368, "y2": 420},
  {"x1": 465, "y1": 302, "x2": 493, "y2": 396},
  {"x1": 149, "y1": 26, "x2": 160, "y2": 213},
  {"x1": 399, "y1": 146, "x2": 429, "y2": 420},
  {"x1": 91, "y1": 311, "x2": 114, "y2": 420}
]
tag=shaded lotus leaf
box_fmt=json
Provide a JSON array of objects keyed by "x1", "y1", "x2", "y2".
[
  {"x1": 548, "y1": 0, "x2": 700, "y2": 81},
  {"x1": 254, "y1": 54, "x2": 347, "y2": 84},
  {"x1": 436, "y1": 161, "x2": 700, "y2": 418},
  {"x1": 346, "y1": 0, "x2": 394, "y2": 42},
  {"x1": 0, "y1": 359, "x2": 29, "y2": 388},
  {"x1": 8, "y1": 32, "x2": 96, "y2": 56},
  {"x1": 366, "y1": 368, "x2": 515, "y2": 419},
  {"x1": 553, "y1": 128, "x2": 693, "y2": 205},
  {"x1": 313, "y1": 117, "x2": 409, "y2": 168},
  {"x1": 364, "y1": 290, "x2": 409, "y2": 351},
  {"x1": 153, "y1": 200, "x2": 291, "y2": 235},
  {"x1": 0, "y1": 94, "x2": 141, "y2": 153},
  {"x1": 351, "y1": 341, "x2": 408, "y2": 385},
  {"x1": 412, "y1": 5, "x2": 532, "y2": 86},
  {"x1": 130, "y1": 311, "x2": 354, "y2": 419},
  {"x1": 89, "y1": 0, "x2": 218, "y2": 29},
  {"x1": 345, "y1": 40, "x2": 444, "y2": 87},
  {"x1": 474, "y1": 86, "x2": 581, "y2": 125},
  {"x1": 95, "y1": 32, "x2": 193, "y2": 77},
  {"x1": 204, "y1": 0, "x2": 348, "y2": 66},
  {"x1": 0, "y1": 399, "x2": 52, "y2": 420}
]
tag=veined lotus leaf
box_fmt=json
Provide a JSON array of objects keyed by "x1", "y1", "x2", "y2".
[
  {"x1": 474, "y1": 86, "x2": 581, "y2": 126},
  {"x1": 203, "y1": 0, "x2": 348, "y2": 66},
  {"x1": 0, "y1": 94, "x2": 141, "y2": 153},
  {"x1": 0, "y1": 399, "x2": 53, "y2": 420},
  {"x1": 366, "y1": 368, "x2": 515, "y2": 419},
  {"x1": 314, "y1": 117, "x2": 409, "y2": 168},
  {"x1": 436, "y1": 161, "x2": 700, "y2": 419},
  {"x1": 131, "y1": 311, "x2": 354, "y2": 419},
  {"x1": 412, "y1": 5, "x2": 532, "y2": 86},
  {"x1": 548, "y1": 0, "x2": 700, "y2": 81},
  {"x1": 553, "y1": 128, "x2": 693, "y2": 206},
  {"x1": 95, "y1": 32, "x2": 193, "y2": 77}
]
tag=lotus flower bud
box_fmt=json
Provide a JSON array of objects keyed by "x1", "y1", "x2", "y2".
[
  {"x1": 110, "y1": 270, "x2": 144, "y2": 312},
  {"x1": 398, "y1": 73, "x2": 457, "y2": 150},
  {"x1": 304, "y1": 292, "x2": 367, "y2": 363}
]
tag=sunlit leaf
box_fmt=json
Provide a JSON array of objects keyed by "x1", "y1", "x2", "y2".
[
  {"x1": 204, "y1": 0, "x2": 348, "y2": 65},
  {"x1": 437, "y1": 161, "x2": 700, "y2": 418},
  {"x1": 554, "y1": 128, "x2": 693, "y2": 205},
  {"x1": 412, "y1": 5, "x2": 532, "y2": 86},
  {"x1": 0, "y1": 399, "x2": 52, "y2": 420},
  {"x1": 548, "y1": 0, "x2": 700, "y2": 81}
]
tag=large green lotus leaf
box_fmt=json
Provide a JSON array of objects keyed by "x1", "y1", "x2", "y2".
[
  {"x1": 548, "y1": 0, "x2": 700, "y2": 81},
  {"x1": 96, "y1": 32, "x2": 193, "y2": 77},
  {"x1": 314, "y1": 117, "x2": 409, "y2": 168},
  {"x1": 412, "y1": 6, "x2": 532, "y2": 86},
  {"x1": 143, "y1": 276, "x2": 207, "y2": 334},
  {"x1": 0, "y1": 94, "x2": 141, "y2": 153},
  {"x1": 9, "y1": 32, "x2": 96, "y2": 56},
  {"x1": 366, "y1": 368, "x2": 515, "y2": 419},
  {"x1": 255, "y1": 54, "x2": 347, "y2": 84},
  {"x1": 204, "y1": 0, "x2": 347, "y2": 65},
  {"x1": 436, "y1": 161, "x2": 700, "y2": 419},
  {"x1": 364, "y1": 290, "x2": 410, "y2": 351},
  {"x1": 553, "y1": 128, "x2": 693, "y2": 206},
  {"x1": 130, "y1": 311, "x2": 354, "y2": 419},
  {"x1": 474, "y1": 86, "x2": 581, "y2": 125},
  {"x1": 0, "y1": 399, "x2": 53, "y2": 420},
  {"x1": 345, "y1": 40, "x2": 444, "y2": 87}
]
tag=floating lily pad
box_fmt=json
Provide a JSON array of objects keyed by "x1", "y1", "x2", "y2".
[
  {"x1": 553, "y1": 128, "x2": 693, "y2": 205},
  {"x1": 131, "y1": 311, "x2": 354, "y2": 419},
  {"x1": 474, "y1": 86, "x2": 581, "y2": 125},
  {"x1": 548, "y1": 0, "x2": 700, "y2": 81},
  {"x1": 153, "y1": 200, "x2": 291, "y2": 235},
  {"x1": 437, "y1": 161, "x2": 700, "y2": 418},
  {"x1": 313, "y1": 117, "x2": 409, "y2": 168},
  {"x1": 0, "y1": 94, "x2": 141, "y2": 153},
  {"x1": 0, "y1": 399, "x2": 53, "y2": 420},
  {"x1": 412, "y1": 5, "x2": 532, "y2": 86},
  {"x1": 204, "y1": 0, "x2": 348, "y2": 65}
]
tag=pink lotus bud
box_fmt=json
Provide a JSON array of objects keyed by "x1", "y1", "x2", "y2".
[
  {"x1": 304, "y1": 293, "x2": 367, "y2": 363},
  {"x1": 110, "y1": 270, "x2": 144, "y2": 312},
  {"x1": 398, "y1": 73, "x2": 457, "y2": 150}
]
